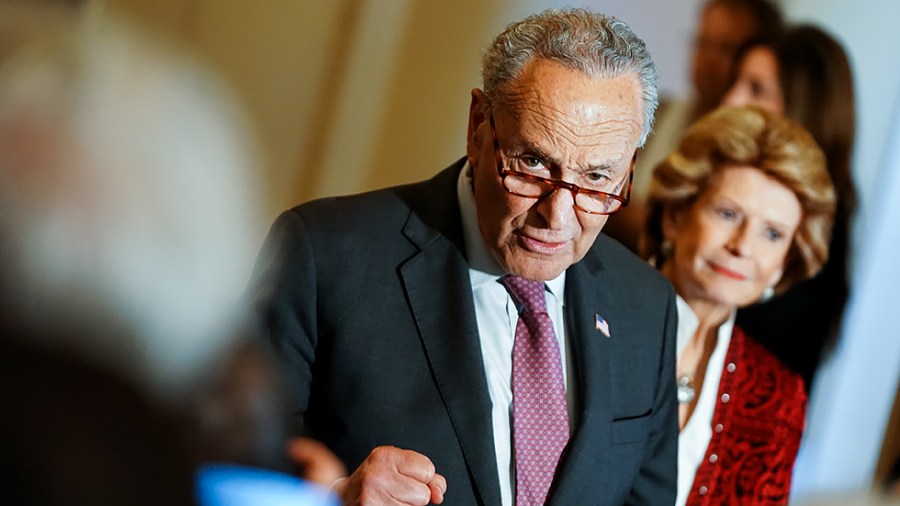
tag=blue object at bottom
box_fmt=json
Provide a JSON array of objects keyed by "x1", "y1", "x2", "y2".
[{"x1": 196, "y1": 464, "x2": 339, "y2": 506}]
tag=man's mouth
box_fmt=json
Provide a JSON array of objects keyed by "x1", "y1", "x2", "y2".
[{"x1": 518, "y1": 232, "x2": 569, "y2": 255}]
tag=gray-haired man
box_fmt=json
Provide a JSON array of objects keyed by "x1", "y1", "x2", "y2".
[{"x1": 248, "y1": 8, "x2": 677, "y2": 505}]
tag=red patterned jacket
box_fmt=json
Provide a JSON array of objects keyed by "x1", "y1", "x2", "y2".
[{"x1": 685, "y1": 325, "x2": 807, "y2": 505}]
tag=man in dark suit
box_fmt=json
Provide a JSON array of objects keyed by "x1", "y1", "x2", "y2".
[{"x1": 247, "y1": 8, "x2": 678, "y2": 506}]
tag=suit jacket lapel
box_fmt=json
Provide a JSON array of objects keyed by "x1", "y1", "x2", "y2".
[
  {"x1": 397, "y1": 162, "x2": 502, "y2": 506},
  {"x1": 551, "y1": 251, "x2": 615, "y2": 505}
]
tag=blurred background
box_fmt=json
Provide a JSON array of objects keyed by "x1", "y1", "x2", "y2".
[{"x1": 2, "y1": 0, "x2": 898, "y2": 504}]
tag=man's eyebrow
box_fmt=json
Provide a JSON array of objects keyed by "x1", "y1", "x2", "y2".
[
  {"x1": 507, "y1": 141, "x2": 562, "y2": 170},
  {"x1": 511, "y1": 136, "x2": 626, "y2": 174},
  {"x1": 579, "y1": 164, "x2": 616, "y2": 173},
  {"x1": 509, "y1": 138, "x2": 554, "y2": 163}
]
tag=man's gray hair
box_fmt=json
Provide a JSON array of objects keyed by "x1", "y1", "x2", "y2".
[{"x1": 482, "y1": 8, "x2": 659, "y2": 146}]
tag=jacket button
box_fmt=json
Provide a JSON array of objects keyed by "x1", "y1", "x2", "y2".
[
  {"x1": 726, "y1": 362, "x2": 736, "y2": 373},
  {"x1": 714, "y1": 423, "x2": 724, "y2": 433},
  {"x1": 721, "y1": 393, "x2": 730, "y2": 403},
  {"x1": 709, "y1": 454, "x2": 718, "y2": 463},
  {"x1": 699, "y1": 486, "x2": 708, "y2": 495}
]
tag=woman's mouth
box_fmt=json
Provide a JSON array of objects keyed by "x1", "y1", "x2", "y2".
[{"x1": 709, "y1": 262, "x2": 747, "y2": 281}]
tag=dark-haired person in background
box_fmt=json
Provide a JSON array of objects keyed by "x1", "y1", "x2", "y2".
[
  {"x1": 606, "y1": 0, "x2": 783, "y2": 253},
  {"x1": 723, "y1": 24, "x2": 858, "y2": 390}
]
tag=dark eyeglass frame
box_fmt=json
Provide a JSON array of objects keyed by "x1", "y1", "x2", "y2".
[{"x1": 488, "y1": 112, "x2": 634, "y2": 215}]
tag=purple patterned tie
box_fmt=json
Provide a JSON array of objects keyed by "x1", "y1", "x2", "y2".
[{"x1": 501, "y1": 275, "x2": 570, "y2": 506}]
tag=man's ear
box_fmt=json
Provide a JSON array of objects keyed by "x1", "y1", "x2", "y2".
[{"x1": 466, "y1": 88, "x2": 489, "y2": 167}]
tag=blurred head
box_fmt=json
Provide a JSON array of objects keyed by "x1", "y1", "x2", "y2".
[
  {"x1": 467, "y1": 8, "x2": 654, "y2": 281},
  {"x1": 644, "y1": 106, "x2": 835, "y2": 309},
  {"x1": 721, "y1": 45, "x2": 783, "y2": 113},
  {"x1": 691, "y1": 0, "x2": 782, "y2": 110},
  {"x1": 0, "y1": 13, "x2": 264, "y2": 402},
  {"x1": 723, "y1": 25, "x2": 857, "y2": 217},
  {"x1": 0, "y1": 8, "x2": 296, "y2": 503}
]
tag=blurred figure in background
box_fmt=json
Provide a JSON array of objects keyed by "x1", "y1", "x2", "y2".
[
  {"x1": 643, "y1": 106, "x2": 835, "y2": 505},
  {"x1": 686, "y1": 0, "x2": 783, "y2": 119},
  {"x1": 722, "y1": 24, "x2": 858, "y2": 390},
  {"x1": 606, "y1": 0, "x2": 783, "y2": 252},
  {"x1": 0, "y1": 6, "x2": 339, "y2": 505}
]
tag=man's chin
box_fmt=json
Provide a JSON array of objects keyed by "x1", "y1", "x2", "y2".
[{"x1": 502, "y1": 256, "x2": 568, "y2": 282}]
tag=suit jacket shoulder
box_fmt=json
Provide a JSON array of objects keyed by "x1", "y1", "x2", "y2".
[
  {"x1": 287, "y1": 160, "x2": 465, "y2": 252},
  {"x1": 247, "y1": 160, "x2": 506, "y2": 505}
]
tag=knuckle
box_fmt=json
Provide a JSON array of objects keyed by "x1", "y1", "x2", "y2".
[
  {"x1": 369, "y1": 445, "x2": 395, "y2": 462},
  {"x1": 358, "y1": 490, "x2": 377, "y2": 506},
  {"x1": 358, "y1": 466, "x2": 381, "y2": 486},
  {"x1": 368, "y1": 446, "x2": 385, "y2": 459}
]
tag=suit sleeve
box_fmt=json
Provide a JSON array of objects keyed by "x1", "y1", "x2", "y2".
[
  {"x1": 627, "y1": 288, "x2": 678, "y2": 505},
  {"x1": 245, "y1": 209, "x2": 318, "y2": 419}
]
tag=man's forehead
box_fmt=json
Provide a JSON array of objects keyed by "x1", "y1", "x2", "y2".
[
  {"x1": 497, "y1": 60, "x2": 640, "y2": 117},
  {"x1": 493, "y1": 60, "x2": 643, "y2": 154},
  {"x1": 503, "y1": 59, "x2": 638, "y2": 101}
]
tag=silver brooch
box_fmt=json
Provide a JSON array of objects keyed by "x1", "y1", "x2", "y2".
[{"x1": 676, "y1": 375, "x2": 696, "y2": 404}]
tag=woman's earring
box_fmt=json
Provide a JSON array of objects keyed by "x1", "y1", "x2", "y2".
[
  {"x1": 761, "y1": 285, "x2": 775, "y2": 302},
  {"x1": 660, "y1": 240, "x2": 674, "y2": 259}
]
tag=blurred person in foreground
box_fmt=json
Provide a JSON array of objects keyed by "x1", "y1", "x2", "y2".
[
  {"x1": 722, "y1": 24, "x2": 858, "y2": 389},
  {"x1": 0, "y1": 9, "x2": 339, "y2": 505},
  {"x1": 643, "y1": 106, "x2": 836, "y2": 505},
  {"x1": 605, "y1": 0, "x2": 783, "y2": 252},
  {"x1": 247, "y1": 7, "x2": 678, "y2": 506}
]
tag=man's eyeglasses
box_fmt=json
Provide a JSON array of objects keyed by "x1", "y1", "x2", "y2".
[{"x1": 488, "y1": 113, "x2": 633, "y2": 215}]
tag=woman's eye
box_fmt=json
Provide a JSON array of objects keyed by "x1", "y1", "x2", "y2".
[
  {"x1": 765, "y1": 228, "x2": 783, "y2": 241},
  {"x1": 751, "y1": 81, "x2": 764, "y2": 98},
  {"x1": 717, "y1": 207, "x2": 736, "y2": 219}
]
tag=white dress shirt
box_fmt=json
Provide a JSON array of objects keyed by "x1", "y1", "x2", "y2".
[
  {"x1": 674, "y1": 295, "x2": 735, "y2": 506},
  {"x1": 456, "y1": 163, "x2": 576, "y2": 506}
]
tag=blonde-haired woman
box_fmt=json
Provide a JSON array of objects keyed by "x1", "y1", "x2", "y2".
[{"x1": 644, "y1": 105, "x2": 835, "y2": 505}]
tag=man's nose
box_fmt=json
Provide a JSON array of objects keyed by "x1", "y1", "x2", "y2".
[{"x1": 536, "y1": 187, "x2": 577, "y2": 229}]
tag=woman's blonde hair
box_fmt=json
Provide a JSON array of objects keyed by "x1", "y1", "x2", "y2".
[{"x1": 642, "y1": 105, "x2": 835, "y2": 292}]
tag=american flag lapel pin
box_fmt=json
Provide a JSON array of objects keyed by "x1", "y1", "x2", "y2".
[{"x1": 595, "y1": 314, "x2": 611, "y2": 337}]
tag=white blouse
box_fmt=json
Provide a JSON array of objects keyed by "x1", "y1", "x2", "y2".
[{"x1": 674, "y1": 295, "x2": 736, "y2": 506}]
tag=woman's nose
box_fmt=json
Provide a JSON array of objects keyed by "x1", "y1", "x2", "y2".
[{"x1": 725, "y1": 223, "x2": 753, "y2": 256}]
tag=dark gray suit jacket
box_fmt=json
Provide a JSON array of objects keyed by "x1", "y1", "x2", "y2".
[{"x1": 247, "y1": 159, "x2": 678, "y2": 505}]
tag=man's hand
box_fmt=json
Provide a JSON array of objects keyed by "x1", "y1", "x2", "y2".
[{"x1": 333, "y1": 446, "x2": 447, "y2": 505}]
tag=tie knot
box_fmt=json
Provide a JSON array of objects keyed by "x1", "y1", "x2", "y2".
[{"x1": 501, "y1": 275, "x2": 548, "y2": 314}]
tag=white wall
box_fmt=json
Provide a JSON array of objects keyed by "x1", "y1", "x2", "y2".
[
  {"x1": 780, "y1": 0, "x2": 900, "y2": 500},
  {"x1": 510, "y1": 0, "x2": 703, "y2": 98}
]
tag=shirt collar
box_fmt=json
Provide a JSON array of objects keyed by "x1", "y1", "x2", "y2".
[
  {"x1": 674, "y1": 294, "x2": 735, "y2": 359},
  {"x1": 456, "y1": 161, "x2": 566, "y2": 302}
]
